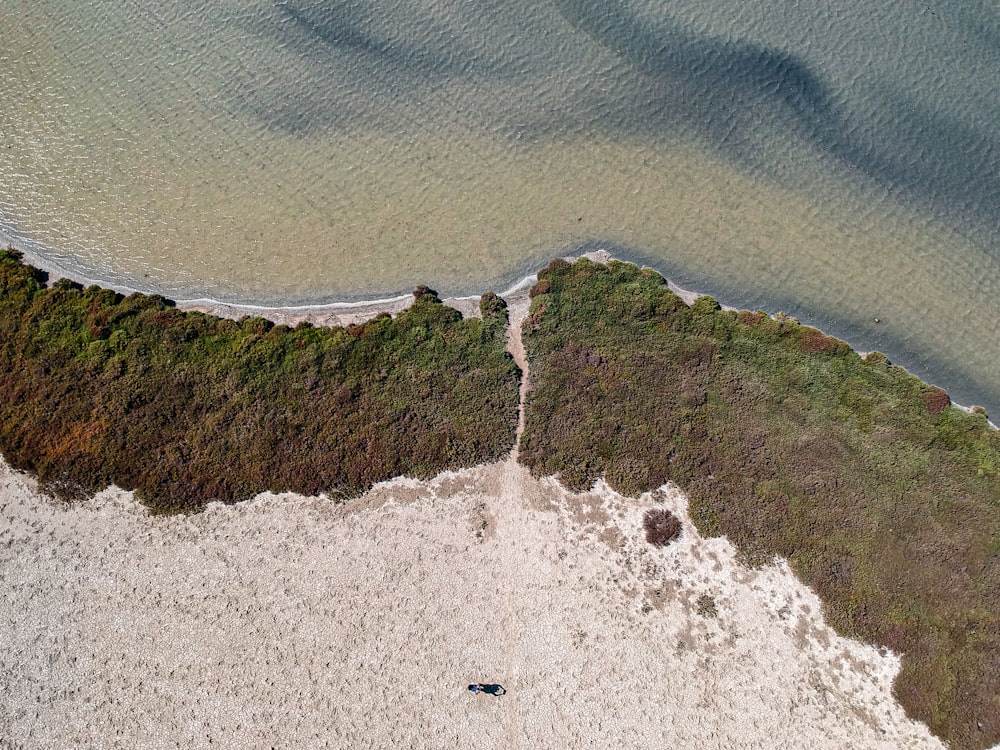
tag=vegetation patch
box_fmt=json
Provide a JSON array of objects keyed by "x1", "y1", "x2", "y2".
[
  {"x1": 643, "y1": 508, "x2": 682, "y2": 547},
  {"x1": 695, "y1": 594, "x2": 718, "y2": 619},
  {"x1": 0, "y1": 250, "x2": 520, "y2": 512},
  {"x1": 519, "y1": 257, "x2": 999, "y2": 750}
]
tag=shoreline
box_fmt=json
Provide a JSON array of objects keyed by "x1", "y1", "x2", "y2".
[
  {"x1": 0, "y1": 228, "x2": 545, "y2": 309},
  {"x1": 1, "y1": 246, "x2": 994, "y2": 748},
  {"x1": 5, "y1": 239, "x2": 995, "y2": 425},
  {"x1": 2, "y1": 234, "x2": 541, "y2": 328},
  {"x1": 0, "y1": 240, "x2": 701, "y2": 328},
  {"x1": 0, "y1": 452, "x2": 947, "y2": 749}
]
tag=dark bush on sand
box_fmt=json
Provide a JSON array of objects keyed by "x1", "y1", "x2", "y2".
[{"x1": 643, "y1": 508, "x2": 682, "y2": 547}]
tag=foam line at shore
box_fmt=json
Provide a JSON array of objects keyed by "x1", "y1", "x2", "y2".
[
  {"x1": 2, "y1": 233, "x2": 540, "y2": 315},
  {"x1": 0, "y1": 234, "x2": 758, "y2": 327},
  {"x1": 177, "y1": 267, "x2": 543, "y2": 315}
]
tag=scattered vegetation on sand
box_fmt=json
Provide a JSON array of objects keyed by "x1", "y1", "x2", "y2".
[
  {"x1": 0, "y1": 249, "x2": 520, "y2": 512},
  {"x1": 519, "y1": 257, "x2": 999, "y2": 750}
]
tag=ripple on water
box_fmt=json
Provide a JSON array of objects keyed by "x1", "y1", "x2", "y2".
[{"x1": 0, "y1": 0, "x2": 998, "y2": 414}]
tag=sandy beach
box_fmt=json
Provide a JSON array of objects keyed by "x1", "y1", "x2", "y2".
[
  {"x1": 0, "y1": 451, "x2": 947, "y2": 749},
  {"x1": 0, "y1": 284, "x2": 945, "y2": 749}
]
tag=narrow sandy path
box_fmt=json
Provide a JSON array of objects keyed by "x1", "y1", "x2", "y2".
[
  {"x1": 496, "y1": 294, "x2": 533, "y2": 742},
  {"x1": 505, "y1": 294, "x2": 532, "y2": 461}
]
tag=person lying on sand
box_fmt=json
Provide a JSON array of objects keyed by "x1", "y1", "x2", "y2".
[{"x1": 468, "y1": 683, "x2": 506, "y2": 696}]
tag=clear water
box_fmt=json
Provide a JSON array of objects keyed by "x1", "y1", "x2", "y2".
[{"x1": 1, "y1": 0, "x2": 998, "y2": 413}]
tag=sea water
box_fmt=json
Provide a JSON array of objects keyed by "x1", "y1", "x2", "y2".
[{"x1": 1, "y1": 0, "x2": 998, "y2": 414}]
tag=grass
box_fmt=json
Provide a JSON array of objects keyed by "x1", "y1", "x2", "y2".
[
  {"x1": 519, "y1": 257, "x2": 999, "y2": 750},
  {"x1": 0, "y1": 249, "x2": 520, "y2": 512}
]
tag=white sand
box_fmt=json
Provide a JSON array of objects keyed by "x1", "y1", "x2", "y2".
[{"x1": 0, "y1": 455, "x2": 944, "y2": 750}]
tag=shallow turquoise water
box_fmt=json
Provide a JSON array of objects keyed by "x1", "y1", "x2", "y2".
[{"x1": 1, "y1": 0, "x2": 998, "y2": 413}]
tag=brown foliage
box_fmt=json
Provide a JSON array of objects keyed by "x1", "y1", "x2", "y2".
[
  {"x1": 737, "y1": 310, "x2": 767, "y2": 327},
  {"x1": 925, "y1": 387, "x2": 951, "y2": 415},
  {"x1": 529, "y1": 278, "x2": 552, "y2": 298},
  {"x1": 800, "y1": 327, "x2": 836, "y2": 353},
  {"x1": 643, "y1": 508, "x2": 682, "y2": 547}
]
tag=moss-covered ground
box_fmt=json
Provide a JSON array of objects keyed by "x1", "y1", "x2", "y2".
[
  {"x1": 519, "y1": 258, "x2": 999, "y2": 750},
  {"x1": 0, "y1": 250, "x2": 520, "y2": 512}
]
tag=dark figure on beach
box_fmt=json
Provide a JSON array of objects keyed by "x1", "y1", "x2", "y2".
[{"x1": 468, "y1": 683, "x2": 506, "y2": 696}]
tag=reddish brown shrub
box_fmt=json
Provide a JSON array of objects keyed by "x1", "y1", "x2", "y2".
[
  {"x1": 737, "y1": 310, "x2": 767, "y2": 327},
  {"x1": 800, "y1": 327, "x2": 835, "y2": 353},
  {"x1": 925, "y1": 387, "x2": 951, "y2": 415},
  {"x1": 644, "y1": 508, "x2": 682, "y2": 547},
  {"x1": 529, "y1": 278, "x2": 552, "y2": 298}
]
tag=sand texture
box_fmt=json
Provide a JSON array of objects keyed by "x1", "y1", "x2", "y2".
[{"x1": 0, "y1": 453, "x2": 944, "y2": 750}]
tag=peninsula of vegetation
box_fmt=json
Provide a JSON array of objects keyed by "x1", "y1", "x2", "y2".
[
  {"x1": 0, "y1": 250, "x2": 997, "y2": 749},
  {"x1": 0, "y1": 249, "x2": 520, "y2": 512},
  {"x1": 519, "y1": 258, "x2": 998, "y2": 750}
]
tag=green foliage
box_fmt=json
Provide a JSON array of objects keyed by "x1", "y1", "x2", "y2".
[
  {"x1": 520, "y1": 257, "x2": 1000, "y2": 750},
  {"x1": 0, "y1": 250, "x2": 520, "y2": 512}
]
